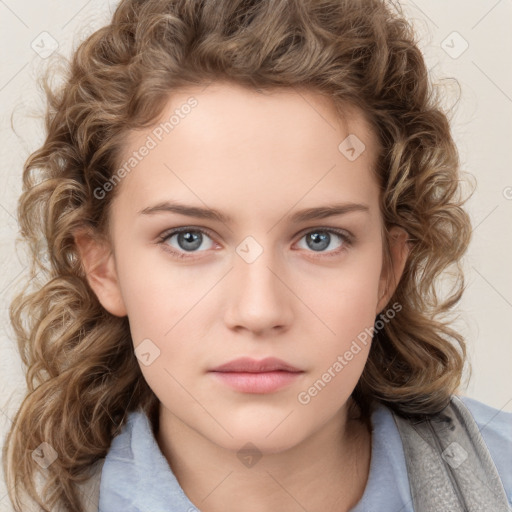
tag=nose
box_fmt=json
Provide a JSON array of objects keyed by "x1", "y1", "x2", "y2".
[{"x1": 224, "y1": 247, "x2": 293, "y2": 336}]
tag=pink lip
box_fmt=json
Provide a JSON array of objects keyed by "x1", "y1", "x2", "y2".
[{"x1": 209, "y1": 357, "x2": 304, "y2": 394}]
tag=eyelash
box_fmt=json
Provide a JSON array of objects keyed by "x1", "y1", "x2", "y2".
[{"x1": 156, "y1": 226, "x2": 354, "y2": 260}]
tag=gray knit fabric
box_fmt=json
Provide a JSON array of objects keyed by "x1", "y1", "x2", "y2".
[{"x1": 392, "y1": 395, "x2": 511, "y2": 511}]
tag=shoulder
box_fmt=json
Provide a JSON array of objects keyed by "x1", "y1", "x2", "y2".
[
  {"x1": 457, "y1": 394, "x2": 512, "y2": 503},
  {"x1": 30, "y1": 457, "x2": 105, "y2": 512},
  {"x1": 56, "y1": 458, "x2": 106, "y2": 512},
  {"x1": 75, "y1": 457, "x2": 106, "y2": 512},
  {"x1": 457, "y1": 394, "x2": 512, "y2": 450}
]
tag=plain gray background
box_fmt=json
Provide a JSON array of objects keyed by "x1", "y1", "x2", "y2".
[{"x1": 1, "y1": 1, "x2": 511, "y2": 510}]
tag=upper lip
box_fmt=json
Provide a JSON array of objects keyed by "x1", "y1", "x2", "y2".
[{"x1": 210, "y1": 357, "x2": 303, "y2": 373}]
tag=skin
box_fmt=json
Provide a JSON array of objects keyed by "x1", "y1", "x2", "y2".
[{"x1": 75, "y1": 81, "x2": 409, "y2": 512}]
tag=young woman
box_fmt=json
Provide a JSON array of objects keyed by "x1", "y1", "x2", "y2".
[{"x1": 3, "y1": 0, "x2": 511, "y2": 511}]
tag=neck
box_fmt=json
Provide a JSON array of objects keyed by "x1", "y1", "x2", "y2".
[{"x1": 156, "y1": 399, "x2": 372, "y2": 512}]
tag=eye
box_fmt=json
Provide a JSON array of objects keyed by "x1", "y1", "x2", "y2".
[
  {"x1": 157, "y1": 226, "x2": 353, "y2": 260},
  {"x1": 157, "y1": 227, "x2": 216, "y2": 259},
  {"x1": 295, "y1": 228, "x2": 352, "y2": 257}
]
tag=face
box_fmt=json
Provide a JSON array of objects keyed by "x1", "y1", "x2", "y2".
[{"x1": 78, "y1": 81, "x2": 406, "y2": 454}]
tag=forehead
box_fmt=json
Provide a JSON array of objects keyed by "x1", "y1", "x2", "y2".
[{"x1": 113, "y1": 81, "x2": 381, "y2": 224}]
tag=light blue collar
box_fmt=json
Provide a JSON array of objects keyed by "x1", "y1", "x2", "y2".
[
  {"x1": 99, "y1": 402, "x2": 412, "y2": 511},
  {"x1": 99, "y1": 408, "x2": 198, "y2": 511}
]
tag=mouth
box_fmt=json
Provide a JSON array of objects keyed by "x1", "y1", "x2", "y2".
[
  {"x1": 210, "y1": 356, "x2": 302, "y2": 373},
  {"x1": 209, "y1": 357, "x2": 304, "y2": 393}
]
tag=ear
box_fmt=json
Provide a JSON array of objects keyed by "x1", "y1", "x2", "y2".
[
  {"x1": 376, "y1": 225, "x2": 410, "y2": 314},
  {"x1": 73, "y1": 227, "x2": 127, "y2": 317}
]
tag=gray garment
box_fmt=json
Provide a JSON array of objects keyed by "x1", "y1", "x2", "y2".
[{"x1": 393, "y1": 395, "x2": 511, "y2": 511}]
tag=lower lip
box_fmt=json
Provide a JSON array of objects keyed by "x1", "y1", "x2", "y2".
[{"x1": 210, "y1": 371, "x2": 303, "y2": 393}]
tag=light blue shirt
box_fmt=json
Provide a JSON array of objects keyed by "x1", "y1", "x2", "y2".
[{"x1": 98, "y1": 396, "x2": 512, "y2": 511}]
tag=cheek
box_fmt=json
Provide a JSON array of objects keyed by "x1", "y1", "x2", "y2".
[
  {"x1": 114, "y1": 241, "x2": 206, "y2": 337},
  {"x1": 112, "y1": 247, "x2": 217, "y2": 390},
  {"x1": 293, "y1": 262, "x2": 380, "y2": 414},
  {"x1": 297, "y1": 249, "x2": 383, "y2": 338},
  {"x1": 292, "y1": 248, "x2": 382, "y2": 394}
]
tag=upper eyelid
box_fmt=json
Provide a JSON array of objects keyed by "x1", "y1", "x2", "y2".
[
  {"x1": 159, "y1": 225, "x2": 217, "y2": 242},
  {"x1": 295, "y1": 226, "x2": 353, "y2": 238}
]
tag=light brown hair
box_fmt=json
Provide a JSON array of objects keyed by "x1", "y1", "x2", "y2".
[{"x1": 3, "y1": 0, "x2": 472, "y2": 510}]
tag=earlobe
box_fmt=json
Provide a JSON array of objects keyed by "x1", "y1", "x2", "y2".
[
  {"x1": 73, "y1": 227, "x2": 127, "y2": 317},
  {"x1": 376, "y1": 225, "x2": 410, "y2": 314}
]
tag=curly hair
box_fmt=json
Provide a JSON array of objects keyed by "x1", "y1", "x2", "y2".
[{"x1": 2, "y1": 0, "x2": 473, "y2": 510}]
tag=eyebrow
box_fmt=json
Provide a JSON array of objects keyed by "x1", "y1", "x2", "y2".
[{"x1": 137, "y1": 200, "x2": 369, "y2": 224}]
